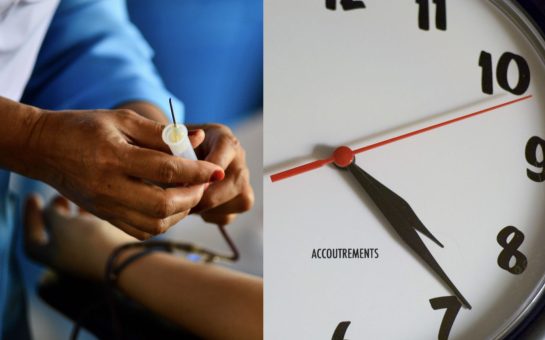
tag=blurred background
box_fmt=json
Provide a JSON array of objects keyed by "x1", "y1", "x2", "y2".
[{"x1": 13, "y1": 0, "x2": 263, "y2": 338}]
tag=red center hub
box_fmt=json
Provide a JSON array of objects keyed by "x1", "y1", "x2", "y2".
[{"x1": 333, "y1": 146, "x2": 354, "y2": 168}]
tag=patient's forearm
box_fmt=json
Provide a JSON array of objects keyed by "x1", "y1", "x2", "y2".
[{"x1": 116, "y1": 253, "x2": 263, "y2": 340}]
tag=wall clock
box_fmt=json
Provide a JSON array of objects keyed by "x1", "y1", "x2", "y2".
[{"x1": 264, "y1": 0, "x2": 545, "y2": 339}]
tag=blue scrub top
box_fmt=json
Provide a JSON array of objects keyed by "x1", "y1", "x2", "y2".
[
  {"x1": 21, "y1": 0, "x2": 184, "y2": 118},
  {"x1": 127, "y1": 0, "x2": 263, "y2": 127},
  {"x1": 0, "y1": 170, "x2": 30, "y2": 339},
  {"x1": 2, "y1": 0, "x2": 182, "y2": 338}
]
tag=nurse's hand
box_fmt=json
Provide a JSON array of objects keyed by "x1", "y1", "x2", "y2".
[
  {"x1": 189, "y1": 124, "x2": 254, "y2": 225},
  {"x1": 24, "y1": 195, "x2": 135, "y2": 280},
  {"x1": 30, "y1": 109, "x2": 224, "y2": 239}
]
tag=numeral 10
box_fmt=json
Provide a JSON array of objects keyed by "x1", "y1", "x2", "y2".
[{"x1": 479, "y1": 51, "x2": 531, "y2": 95}]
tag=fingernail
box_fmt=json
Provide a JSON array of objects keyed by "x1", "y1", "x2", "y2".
[
  {"x1": 188, "y1": 130, "x2": 199, "y2": 136},
  {"x1": 210, "y1": 170, "x2": 225, "y2": 182}
]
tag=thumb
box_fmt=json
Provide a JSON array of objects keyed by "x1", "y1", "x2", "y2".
[
  {"x1": 188, "y1": 129, "x2": 205, "y2": 149},
  {"x1": 24, "y1": 195, "x2": 48, "y2": 258}
]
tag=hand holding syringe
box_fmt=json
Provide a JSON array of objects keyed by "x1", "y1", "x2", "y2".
[{"x1": 162, "y1": 98, "x2": 239, "y2": 260}]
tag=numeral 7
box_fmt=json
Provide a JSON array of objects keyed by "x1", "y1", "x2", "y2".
[{"x1": 430, "y1": 296, "x2": 462, "y2": 340}]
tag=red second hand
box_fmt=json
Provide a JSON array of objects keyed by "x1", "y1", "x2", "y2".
[{"x1": 270, "y1": 95, "x2": 533, "y2": 182}]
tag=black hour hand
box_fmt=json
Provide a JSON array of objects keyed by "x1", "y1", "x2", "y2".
[
  {"x1": 350, "y1": 164, "x2": 443, "y2": 248},
  {"x1": 344, "y1": 160, "x2": 471, "y2": 309}
]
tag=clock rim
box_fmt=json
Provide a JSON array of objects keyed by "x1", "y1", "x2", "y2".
[{"x1": 475, "y1": 1, "x2": 545, "y2": 338}]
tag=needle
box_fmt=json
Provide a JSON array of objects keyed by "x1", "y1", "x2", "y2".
[
  {"x1": 270, "y1": 94, "x2": 533, "y2": 182},
  {"x1": 169, "y1": 97, "x2": 177, "y2": 127}
]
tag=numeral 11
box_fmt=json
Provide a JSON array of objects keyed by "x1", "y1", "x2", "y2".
[{"x1": 416, "y1": 0, "x2": 447, "y2": 31}]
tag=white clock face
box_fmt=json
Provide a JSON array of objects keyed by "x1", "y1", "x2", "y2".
[{"x1": 264, "y1": 0, "x2": 545, "y2": 339}]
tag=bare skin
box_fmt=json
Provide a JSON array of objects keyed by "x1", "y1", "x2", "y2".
[
  {"x1": 117, "y1": 102, "x2": 255, "y2": 227},
  {"x1": 190, "y1": 124, "x2": 255, "y2": 225},
  {"x1": 24, "y1": 195, "x2": 263, "y2": 340},
  {"x1": 0, "y1": 96, "x2": 254, "y2": 238}
]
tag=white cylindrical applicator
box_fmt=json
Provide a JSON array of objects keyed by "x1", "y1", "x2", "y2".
[
  {"x1": 162, "y1": 123, "x2": 197, "y2": 160},
  {"x1": 162, "y1": 98, "x2": 198, "y2": 160}
]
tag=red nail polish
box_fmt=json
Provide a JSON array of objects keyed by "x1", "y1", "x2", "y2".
[
  {"x1": 210, "y1": 170, "x2": 225, "y2": 182},
  {"x1": 188, "y1": 130, "x2": 199, "y2": 136}
]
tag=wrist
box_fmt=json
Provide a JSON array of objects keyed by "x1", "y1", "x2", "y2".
[
  {"x1": 25, "y1": 109, "x2": 64, "y2": 184},
  {"x1": 89, "y1": 228, "x2": 137, "y2": 281},
  {"x1": 0, "y1": 98, "x2": 45, "y2": 177},
  {"x1": 22, "y1": 108, "x2": 51, "y2": 179}
]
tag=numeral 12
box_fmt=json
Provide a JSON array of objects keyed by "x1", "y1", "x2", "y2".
[
  {"x1": 331, "y1": 321, "x2": 351, "y2": 340},
  {"x1": 326, "y1": 0, "x2": 365, "y2": 11}
]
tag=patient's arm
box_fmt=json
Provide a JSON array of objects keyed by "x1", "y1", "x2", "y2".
[
  {"x1": 119, "y1": 249, "x2": 262, "y2": 340},
  {"x1": 24, "y1": 195, "x2": 263, "y2": 340}
]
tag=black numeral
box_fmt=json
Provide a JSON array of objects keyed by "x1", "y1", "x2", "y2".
[
  {"x1": 478, "y1": 52, "x2": 494, "y2": 95},
  {"x1": 497, "y1": 226, "x2": 527, "y2": 275},
  {"x1": 526, "y1": 136, "x2": 545, "y2": 182},
  {"x1": 430, "y1": 296, "x2": 462, "y2": 340},
  {"x1": 326, "y1": 0, "x2": 365, "y2": 11},
  {"x1": 416, "y1": 0, "x2": 447, "y2": 31},
  {"x1": 479, "y1": 51, "x2": 531, "y2": 95},
  {"x1": 331, "y1": 321, "x2": 351, "y2": 340}
]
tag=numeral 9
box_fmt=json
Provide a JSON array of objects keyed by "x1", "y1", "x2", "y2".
[{"x1": 526, "y1": 136, "x2": 545, "y2": 182}]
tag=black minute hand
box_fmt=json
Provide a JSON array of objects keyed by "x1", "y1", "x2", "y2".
[{"x1": 344, "y1": 158, "x2": 471, "y2": 309}]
